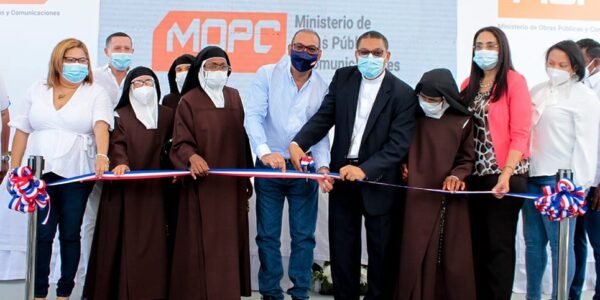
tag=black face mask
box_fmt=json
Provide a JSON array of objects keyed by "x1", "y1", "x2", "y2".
[{"x1": 290, "y1": 50, "x2": 318, "y2": 72}]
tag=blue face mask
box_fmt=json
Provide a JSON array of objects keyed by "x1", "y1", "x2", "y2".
[
  {"x1": 473, "y1": 50, "x2": 498, "y2": 71},
  {"x1": 111, "y1": 52, "x2": 132, "y2": 71},
  {"x1": 62, "y1": 63, "x2": 89, "y2": 84},
  {"x1": 290, "y1": 50, "x2": 318, "y2": 72},
  {"x1": 357, "y1": 54, "x2": 385, "y2": 79}
]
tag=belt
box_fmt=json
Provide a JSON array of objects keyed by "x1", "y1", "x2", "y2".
[{"x1": 346, "y1": 158, "x2": 360, "y2": 166}]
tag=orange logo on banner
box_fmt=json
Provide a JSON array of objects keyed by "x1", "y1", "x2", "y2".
[
  {"x1": 0, "y1": 0, "x2": 47, "y2": 3},
  {"x1": 499, "y1": 0, "x2": 599, "y2": 20},
  {"x1": 153, "y1": 11, "x2": 287, "y2": 73}
]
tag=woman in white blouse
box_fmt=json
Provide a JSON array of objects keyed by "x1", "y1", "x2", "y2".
[
  {"x1": 8, "y1": 38, "x2": 112, "y2": 300},
  {"x1": 523, "y1": 40, "x2": 600, "y2": 300}
]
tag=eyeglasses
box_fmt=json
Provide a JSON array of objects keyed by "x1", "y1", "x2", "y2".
[
  {"x1": 356, "y1": 48, "x2": 386, "y2": 58},
  {"x1": 131, "y1": 79, "x2": 155, "y2": 88},
  {"x1": 63, "y1": 57, "x2": 89, "y2": 64},
  {"x1": 292, "y1": 43, "x2": 320, "y2": 55},
  {"x1": 203, "y1": 64, "x2": 231, "y2": 72},
  {"x1": 474, "y1": 43, "x2": 499, "y2": 51}
]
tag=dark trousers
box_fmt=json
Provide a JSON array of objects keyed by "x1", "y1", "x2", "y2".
[
  {"x1": 35, "y1": 172, "x2": 94, "y2": 298},
  {"x1": 329, "y1": 181, "x2": 399, "y2": 300},
  {"x1": 468, "y1": 174, "x2": 527, "y2": 300}
]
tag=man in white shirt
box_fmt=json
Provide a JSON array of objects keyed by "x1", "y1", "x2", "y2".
[
  {"x1": 244, "y1": 29, "x2": 330, "y2": 300},
  {"x1": 79, "y1": 32, "x2": 134, "y2": 282},
  {"x1": 571, "y1": 39, "x2": 600, "y2": 300},
  {"x1": 93, "y1": 32, "x2": 134, "y2": 107},
  {"x1": 0, "y1": 72, "x2": 10, "y2": 181}
]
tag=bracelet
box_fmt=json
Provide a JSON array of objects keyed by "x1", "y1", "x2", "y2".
[
  {"x1": 503, "y1": 165, "x2": 515, "y2": 173},
  {"x1": 96, "y1": 153, "x2": 110, "y2": 162}
]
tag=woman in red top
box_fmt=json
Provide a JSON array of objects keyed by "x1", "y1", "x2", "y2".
[{"x1": 460, "y1": 26, "x2": 532, "y2": 300}]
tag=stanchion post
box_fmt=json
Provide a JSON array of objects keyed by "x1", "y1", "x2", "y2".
[
  {"x1": 557, "y1": 169, "x2": 573, "y2": 300},
  {"x1": 25, "y1": 156, "x2": 44, "y2": 300}
]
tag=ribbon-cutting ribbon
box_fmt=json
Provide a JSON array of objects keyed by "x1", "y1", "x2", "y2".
[
  {"x1": 7, "y1": 166, "x2": 51, "y2": 224},
  {"x1": 534, "y1": 178, "x2": 586, "y2": 222},
  {"x1": 43, "y1": 169, "x2": 540, "y2": 200}
]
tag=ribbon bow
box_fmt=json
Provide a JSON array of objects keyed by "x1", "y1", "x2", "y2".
[
  {"x1": 534, "y1": 178, "x2": 586, "y2": 222},
  {"x1": 7, "y1": 167, "x2": 51, "y2": 224}
]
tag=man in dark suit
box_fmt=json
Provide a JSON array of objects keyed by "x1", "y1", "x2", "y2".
[{"x1": 289, "y1": 31, "x2": 417, "y2": 300}]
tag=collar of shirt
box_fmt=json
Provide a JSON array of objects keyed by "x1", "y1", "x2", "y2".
[
  {"x1": 100, "y1": 64, "x2": 125, "y2": 88},
  {"x1": 587, "y1": 71, "x2": 600, "y2": 91},
  {"x1": 361, "y1": 69, "x2": 386, "y2": 86},
  {"x1": 284, "y1": 57, "x2": 313, "y2": 92}
]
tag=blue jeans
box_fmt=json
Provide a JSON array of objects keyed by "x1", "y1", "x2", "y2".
[
  {"x1": 255, "y1": 159, "x2": 318, "y2": 300},
  {"x1": 571, "y1": 187, "x2": 600, "y2": 300},
  {"x1": 522, "y1": 175, "x2": 576, "y2": 300},
  {"x1": 35, "y1": 173, "x2": 94, "y2": 298}
]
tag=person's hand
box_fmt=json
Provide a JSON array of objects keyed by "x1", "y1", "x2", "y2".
[
  {"x1": 591, "y1": 185, "x2": 600, "y2": 211},
  {"x1": 316, "y1": 167, "x2": 335, "y2": 192},
  {"x1": 443, "y1": 175, "x2": 465, "y2": 193},
  {"x1": 401, "y1": 163, "x2": 408, "y2": 182},
  {"x1": 492, "y1": 173, "x2": 511, "y2": 199},
  {"x1": 261, "y1": 153, "x2": 286, "y2": 172},
  {"x1": 112, "y1": 164, "x2": 130, "y2": 176},
  {"x1": 339, "y1": 165, "x2": 366, "y2": 182},
  {"x1": 0, "y1": 161, "x2": 8, "y2": 182},
  {"x1": 189, "y1": 154, "x2": 210, "y2": 180},
  {"x1": 288, "y1": 143, "x2": 306, "y2": 171},
  {"x1": 95, "y1": 155, "x2": 110, "y2": 178}
]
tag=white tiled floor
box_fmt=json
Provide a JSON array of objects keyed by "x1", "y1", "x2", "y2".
[{"x1": 0, "y1": 280, "x2": 596, "y2": 300}]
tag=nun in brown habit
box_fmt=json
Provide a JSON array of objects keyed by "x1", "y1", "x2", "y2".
[
  {"x1": 83, "y1": 66, "x2": 173, "y2": 300},
  {"x1": 162, "y1": 53, "x2": 194, "y2": 110},
  {"x1": 168, "y1": 46, "x2": 253, "y2": 300},
  {"x1": 160, "y1": 53, "x2": 195, "y2": 259},
  {"x1": 394, "y1": 68, "x2": 476, "y2": 300}
]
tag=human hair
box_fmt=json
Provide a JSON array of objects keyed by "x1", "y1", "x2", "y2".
[
  {"x1": 588, "y1": 46, "x2": 600, "y2": 60},
  {"x1": 291, "y1": 29, "x2": 321, "y2": 48},
  {"x1": 46, "y1": 38, "x2": 93, "y2": 88},
  {"x1": 105, "y1": 32, "x2": 132, "y2": 47},
  {"x1": 546, "y1": 40, "x2": 586, "y2": 82},
  {"x1": 356, "y1": 30, "x2": 389, "y2": 50},
  {"x1": 460, "y1": 26, "x2": 513, "y2": 104},
  {"x1": 576, "y1": 38, "x2": 600, "y2": 51}
]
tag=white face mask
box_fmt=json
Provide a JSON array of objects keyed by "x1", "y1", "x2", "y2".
[
  {"x1": 199, "y1": 70, "x2": 228, "y2": 91},
  {"x1": 546, "y1": 67, "x2": 572, "y2": 86},
  {"x1": 175, "y1": 71, "x2": 187, "y2": 93},
  {"x1": 131, "y1": 86, "x2": 156, "y2": 105},
  {"x1": 418, "y1": 96, "x2": 449, "y2": 119}
]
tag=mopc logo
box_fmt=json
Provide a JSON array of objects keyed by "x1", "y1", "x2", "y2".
[
  {"x1": 153, "y1": 11, "x2": 287, "y2": 73},
  {"x1": 0, "y1": 0, "x2": 47, "y2": 3},
  {"x1": 499, "y1": 0, "x2": 599, "y2": 20}
]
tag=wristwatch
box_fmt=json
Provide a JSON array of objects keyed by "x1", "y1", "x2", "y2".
[{"x1": 1, "y1": 154, "x2": 10, "y2": 163}]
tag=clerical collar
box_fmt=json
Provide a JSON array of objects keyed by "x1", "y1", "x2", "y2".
[{"x1": 362, "y1": 70, "x2": 386, "y2": 84}]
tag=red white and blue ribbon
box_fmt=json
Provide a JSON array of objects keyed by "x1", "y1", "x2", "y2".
[
  {"x1": 534, "y1": 178, "x2": 586, "y2": 221},
  {"x1": 46, "y1": 169, "x2": 335, "y2": 186},
  {"x1": 43, "y1": 168, "x2": 540, "y2": 200},
  {"x1": 7, "y1": 167, "x2": 51, "y2": 224}
]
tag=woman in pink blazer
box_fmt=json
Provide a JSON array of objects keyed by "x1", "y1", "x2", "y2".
[{"x1": 460, "y1": 26, "x2": 532, "y2": 300}]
